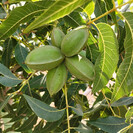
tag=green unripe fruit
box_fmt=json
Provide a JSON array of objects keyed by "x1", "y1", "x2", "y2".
[
  {"x1": 25, "y1": 45, "x2": 65, "y2": 71},
  {"x1": 46, "y1": 63, "x2": 67, "y2": 96},
  {"x1": 51, "y1": 27, "x2": 65, "y2": 48},
  {"x1": 61, "y1": 25, "x2": 89, "y2": 57},
  {"x1": 65, "y1": 55, "x2": 95, "y2": 81}
]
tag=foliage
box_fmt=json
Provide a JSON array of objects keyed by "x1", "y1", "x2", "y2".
[{"x1": 0, "y1": 0, "x2": 133, "y2": 133}]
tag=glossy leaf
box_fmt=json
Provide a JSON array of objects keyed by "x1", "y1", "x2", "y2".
[
  {"x1": 92, "y1": 23, "x2": 119, "y2": 93},
  {"x1": 24, "y1": 0, "x2": 90, "y2": 33},
  {"x1": 15, "y1": 44, "x2": 32, "y2": 73},
  {"x1": 23, "y1": 94, "x2": 65, "y2": 122},
  {"x1": 2, "y1": 38, "x2": 17, "y2": 68},
  {"x1": 111, "y1": 12, "x2": 133, "y2": 102},
  {"x1": 0, "y1": 1, "x2": 54, "y2": 40},
  {"x1": 88, "y1": 116, "x2": 131, "y2": 133},
  {"x1": 0, "y1": 63, "x2": 22, "y2": 87}
]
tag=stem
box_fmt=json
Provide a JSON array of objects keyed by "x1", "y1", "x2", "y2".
[
  {"x1": 87, "y1": 0, "x2": 133, "y2": 25},
  {"x1": 64, "y1": 84, "x2": 70, "y2": 133},
  {"x1": 101, "y1": 91, "x2": 118, "y2": 117},
  {"x1": 8, "y1": 72, "x2": 35, "y2": 96}
]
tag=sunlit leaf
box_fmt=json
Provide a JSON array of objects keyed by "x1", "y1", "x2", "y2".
[
  {"x1": 117, "y1": 0, "x2": 123, "y2": 5},
  {"x1": 125, "y1": 107, "x2": 133, "y2": 124},
  {"x1": 8, "y1": 0, "x2": 31, "y2": 3},
  {"x1": 111, "y1": 12, "x2": 133, "y2": 102},
  {"x1": 84, "y1": 0, "x2": 95, "y2": 17},
  {"x1": 0, "y1": 1, "x2": 55, "y2": 40},
  {"x1": 92, "y1": 23, "x2": 119, "y2": 93},
  {"x1": 24, "y1": 0, "x2": 90, "y2": 33}
]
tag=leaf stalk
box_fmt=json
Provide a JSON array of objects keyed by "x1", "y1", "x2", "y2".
[
  {"x1": 64, "y1": 84, "x2": 70, "y2": 133},
  {"x1": 87, "y1": 0, "x2": 133, "y2": 25}
]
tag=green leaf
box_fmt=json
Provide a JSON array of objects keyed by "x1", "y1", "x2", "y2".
[
  {"x1": 84, "y1": 0, "x2": 95, "y2": 17},
  {"x1": 88, "y1": 116, "x2": 131, "y2": 133},
  {"x1": 23, "y1": 74, "x2": 46, "y2": 91},
  {"x1": 104, "y1": 0, "x2": 117, "y2": 24},
  {"x1": 15, "y1": 44, "x2": 32, "y2": 73},
  {"x1": 111, "y1": 12, "x2": 133, "y2": 102},
  {"x1": 15, "y1": 115, "x2": 37, "y2": 131},
  {"x1": 33, "y1": 117, "x2": 63, "y2": 133},
  {"x1": 0, "y1": 5, "x2": 6, "y2": 19},
  {"x1": 71, "y1": 104, "x2": 83, "y2": 116},
  {"x1": 94, "y1": 0, "x2": 107, "y2": 23},
  {"x1": 86, "y1": 44, "x2": 100, "y2": 64},
  {"x1": 111, "y1": 97, "x2": 133, "y2": 107},
  {"x1": 24, "y1": 0, "x2": 90, "y2": 33},
  {"x1": 0, "y1": 1, "x2": 54, "y2": 40},
  {"x1": 117, "y1": 0, "x2": 123, "y2": 5},
  {"x1": 0, "y1": 63, "x2": 22, "y2": 87},
  {"x1": 125, "y1": 107, "x2": 133, "y2": 124},
  {"x1": 92, "y1": 23, "x2": 119, "y2": 93},
  {"x1": 8, "y1": 0, "x2": 31, "y2": 3},
  {"x1": 23, "y1": 94, "x2": 65, "y2": 122},
  {"x1": 118, "y1": 25, "x2": 126, "y2": 54},
  {"x1": 2, "y1": 38, "x2": 17, "y2": 68},
  {"x1": 74, "y1": 122, "x2": 93, "y2": 133},
  {"x1": 0, "y1": 94, "x2": 13, "y2": 112},
  {"x1": 64, "y1": 12, "x2": 85, "y2": 28}
]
